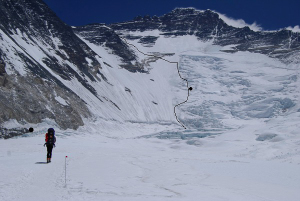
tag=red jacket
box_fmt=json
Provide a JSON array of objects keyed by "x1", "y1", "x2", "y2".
[{"x1": 45, "y1": 133, "x2": 56, "y2": 144}]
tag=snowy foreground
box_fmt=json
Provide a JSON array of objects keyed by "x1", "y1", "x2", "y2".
[{"x1": 1, "y1": 119, "x2": 300, "y2": 201}]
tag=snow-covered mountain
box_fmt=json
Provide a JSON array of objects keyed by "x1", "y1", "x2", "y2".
[
  {"x1": 1, "y1": 1, "x2": 300, "y2": 200},
  {"x1": 0, "y1": 0, "x2": 300, "y2": 138}
]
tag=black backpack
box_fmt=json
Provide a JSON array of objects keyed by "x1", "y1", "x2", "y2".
[{"x1": 47, "y1": 128, "x2": 56, "y2": 145}]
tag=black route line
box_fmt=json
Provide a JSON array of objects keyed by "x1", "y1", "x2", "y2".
[{"x1": 119, "y1": 35, "x2": 192, "y2": 129}]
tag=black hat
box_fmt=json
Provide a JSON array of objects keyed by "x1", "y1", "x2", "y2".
[{"x1": 48, "y1": 128, "x2": 55, "y2": 135}]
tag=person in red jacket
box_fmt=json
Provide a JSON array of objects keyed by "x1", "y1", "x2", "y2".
[{"x1": 44, "y1": 128, "x2": 56, "y2": 163}]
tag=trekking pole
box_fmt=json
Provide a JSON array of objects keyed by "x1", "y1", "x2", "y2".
[{"x1": 65, "y1": 156, "x2": 68, "y2": 186}]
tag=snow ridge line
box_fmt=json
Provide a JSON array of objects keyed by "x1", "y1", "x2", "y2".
[{"x1": 118, "y1": 35, "x2": 191, "y2": 129}]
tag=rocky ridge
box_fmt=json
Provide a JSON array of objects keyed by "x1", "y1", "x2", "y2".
[{"x1": 106, "y1": 8, "x2": 300, "y2": 64}]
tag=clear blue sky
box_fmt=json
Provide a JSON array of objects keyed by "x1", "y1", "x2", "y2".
[{"x1": 43, "y1": 0, "x2": 300, "y2": 30}]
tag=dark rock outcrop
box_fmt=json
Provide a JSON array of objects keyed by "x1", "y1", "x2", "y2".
[
  {"x1": 0, "y1": 127, "x2": 29, "y2": 139},
  {"x1": 74, "y1": 24, "x2": 146, "y2": 72}
]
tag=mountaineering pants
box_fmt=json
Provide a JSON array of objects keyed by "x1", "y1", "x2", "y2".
[{"x1": 47, "y1": 145, "x2": 53, "y2": 158}]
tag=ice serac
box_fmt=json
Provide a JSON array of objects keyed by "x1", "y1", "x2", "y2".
[{"x1": 0, "y1": 0, "x2": 104, "y2": 129}]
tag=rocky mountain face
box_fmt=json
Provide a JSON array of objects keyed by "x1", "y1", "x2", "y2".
[
  {"x1": 0, "y1": 1, "x2": 299, "y2": 137},
  {"x1": 0, "y1": 0, "x2": 102, "y2": 130}
]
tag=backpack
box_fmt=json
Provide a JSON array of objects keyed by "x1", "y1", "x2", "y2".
[{"x1": 46, "y1": 128, "x2": 56, "y2": 145}]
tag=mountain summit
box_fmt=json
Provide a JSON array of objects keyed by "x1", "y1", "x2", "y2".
[{"x1": 108, "y1": 8, "x2": 300, "y2": 63}]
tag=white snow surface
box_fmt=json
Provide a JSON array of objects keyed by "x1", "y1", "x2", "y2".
[
  {"x1": 55, "y1": 96, "x2": 69, "y2": 106},
  {"x1": 1, "y1": 29, "x2": 300, "y2": 200}
]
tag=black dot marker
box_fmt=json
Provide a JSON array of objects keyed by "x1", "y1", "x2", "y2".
[{"x1": 189, "y1": 87, "x2": 193, "y2": 91}]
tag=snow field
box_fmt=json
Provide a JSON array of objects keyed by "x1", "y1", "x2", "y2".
[{"x1": 0, "y1": 120, "x2": 300, "y2": 201}]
